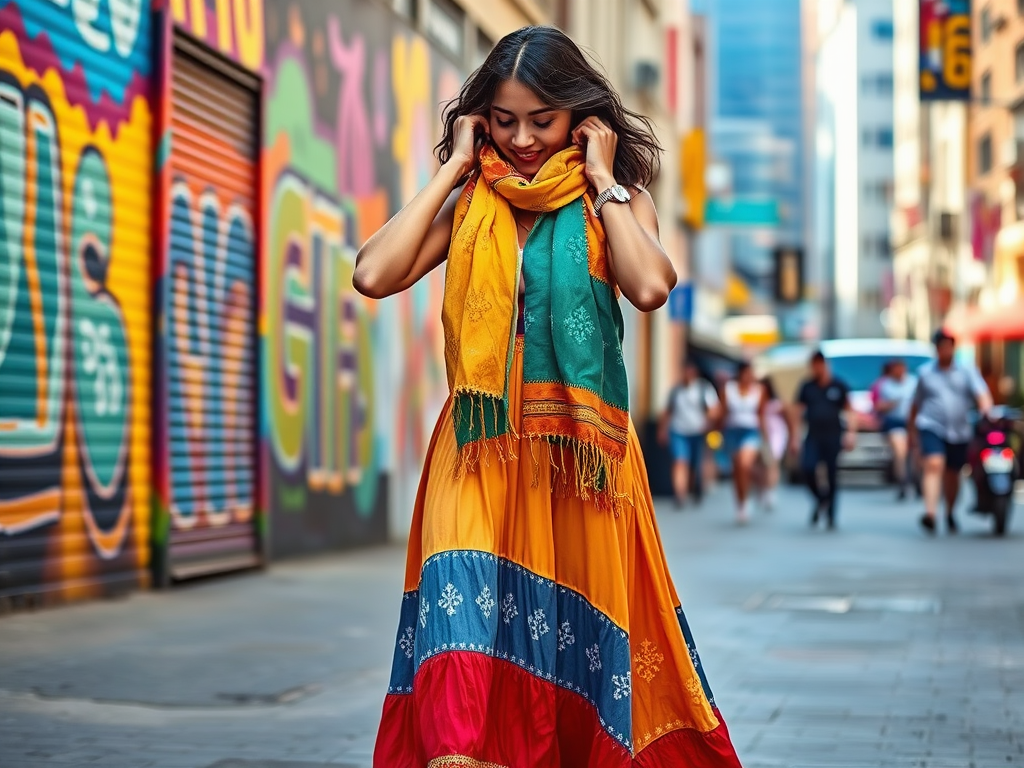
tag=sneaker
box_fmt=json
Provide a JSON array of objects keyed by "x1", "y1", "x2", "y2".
[
  {"x1": 736, "y1": 501, "x2": 750, "y2": 526},
  {"x1": 896, "y1": 486, "x2": 907, "y2": 501},
  {"x1": 919, "y1": 513, "x2": 936, "y2": 535},
  {"x1": 946, "y1": 514, "x2": 959, "y2": 534}
]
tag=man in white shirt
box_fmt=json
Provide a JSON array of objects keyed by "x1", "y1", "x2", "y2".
[
  {"x1": 659, "y1": 360, "x2": 722, "y2": 508},
  {"x1": 909, "y1": 329, "x2": 993, "y2": 534}
]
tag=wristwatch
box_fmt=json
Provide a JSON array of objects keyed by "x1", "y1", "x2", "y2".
[{"x1": 593, "y1": 184, "x2": 631, "y2": 217}]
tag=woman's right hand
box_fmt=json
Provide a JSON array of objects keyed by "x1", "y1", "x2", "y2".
[{"x1": 447, "y1": 115, "x2": 490, "y2": 178}]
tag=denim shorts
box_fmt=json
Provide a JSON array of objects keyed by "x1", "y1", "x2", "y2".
[
  {"x1": 724, "y1": 426, "x2": 761, "y2": 455},
  {"x1": 669, "y1": 432, "x2": 705, "y2": 464},
  {"x1": 919, "y1": 429, "x2": 969, "y2": 471},
  {"x1": 881, "y1": 416, "x2": 907, "y2": 434}
]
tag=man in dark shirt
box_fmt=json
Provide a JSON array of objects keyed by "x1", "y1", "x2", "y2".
[{"x1": 789, "y1": 350, "x2": 857, "y2": 529}]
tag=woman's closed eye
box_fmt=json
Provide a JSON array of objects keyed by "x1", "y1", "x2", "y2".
[{"x1": 496, "y1": 119, "x2": 554, "y2": 129}]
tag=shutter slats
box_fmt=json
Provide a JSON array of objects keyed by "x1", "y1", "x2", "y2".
[{"x1": 167, "y1": 44, "x2": 260, "y2": 575}]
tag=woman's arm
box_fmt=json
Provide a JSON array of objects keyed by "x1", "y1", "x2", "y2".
[
  {"x1": 599, "y1": 189, "x2": 677, "y2": 311},
  {"x1": 354, "y1": 115, "x2": 485, "y2": 299},
  {"x1": 572, "y1": 117, "x2": 676, "y2": 312}
]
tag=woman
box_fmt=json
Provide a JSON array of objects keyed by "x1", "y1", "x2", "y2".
[
  {"x1": 722, "y1": 362, "x2": 768, "y2": 524},
  {"x1": 755, "y1": 376, "x2": 788, "y2": 511},
  {"x1": 875, "y1": 359, "x2": 918, "y2": 500},
  {"x1": 355, "y1": 26, "x2": 741, "y2": 768}
]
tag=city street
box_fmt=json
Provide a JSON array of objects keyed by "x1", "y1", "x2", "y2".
[{"x1": 1, "y1": 481, "x2": 1022, "y2": 768}]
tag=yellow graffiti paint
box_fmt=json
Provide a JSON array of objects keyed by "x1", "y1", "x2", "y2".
[{"x1": 0, "y1": 31, "x2": 152, "y2": 593}]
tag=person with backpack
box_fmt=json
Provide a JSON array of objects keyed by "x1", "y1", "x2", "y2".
[{"x1": 659, "y1": 358, "x2": 722, "y2": 508}]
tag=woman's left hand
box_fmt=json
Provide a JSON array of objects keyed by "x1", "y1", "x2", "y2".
[{"x1": 572, "y1": 117, "x2": 618, "y2": 189}]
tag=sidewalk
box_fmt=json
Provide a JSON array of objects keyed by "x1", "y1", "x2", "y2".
[{"x1": 1, "y1": 482, "x2": 1022, "y2": 767}]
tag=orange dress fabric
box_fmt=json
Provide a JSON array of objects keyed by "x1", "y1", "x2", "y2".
[{"x1": 374, "y1": 339, "x2": 743, "y2": 767}]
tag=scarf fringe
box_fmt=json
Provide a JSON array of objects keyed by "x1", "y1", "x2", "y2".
[{"x1": 451, "y1": 425, "x2": 634, "y2": 515}]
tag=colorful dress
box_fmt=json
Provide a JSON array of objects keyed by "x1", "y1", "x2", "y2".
[{"x1": 373, "y1": 338, "x2": 742, "y2": 766}]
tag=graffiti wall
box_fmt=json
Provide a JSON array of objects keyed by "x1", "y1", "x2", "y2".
[
  {"x1": 259, "y1": 0, "x2": 460, "y2": 556},
  {"x1": 0, "y1": 0, "x2": 152, "y2": 600}
]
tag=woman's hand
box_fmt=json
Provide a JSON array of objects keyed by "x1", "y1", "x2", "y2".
[
  {"x1": 572, "y1": 117, "x2": 617, "y2": 190},
  {"x1": 447, "y1": 115, "x2": 490, "y2": 179}
]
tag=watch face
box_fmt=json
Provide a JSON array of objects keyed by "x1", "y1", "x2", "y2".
[{"x1": 611, "y1": 185, "x2": 630, "y2": 202}]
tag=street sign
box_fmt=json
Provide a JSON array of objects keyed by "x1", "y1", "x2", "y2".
[
  {"x1": 704, "y1": 197, "x2": 779, "y2": 227},
  {"x1": 919, "y1": 0, "x2": 971, "y2": 101},
  {"x1": 668, "y1": 283, "x2": 693, "y2": 323}
]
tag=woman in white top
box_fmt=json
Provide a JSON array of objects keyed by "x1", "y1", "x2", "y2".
[{"x1": 721, "y1": 361, "x2": 768, "y2": 523}]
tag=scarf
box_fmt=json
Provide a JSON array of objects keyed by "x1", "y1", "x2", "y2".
[{"x1": 442, "y1": 144, "x2": 630, "y2": 505}]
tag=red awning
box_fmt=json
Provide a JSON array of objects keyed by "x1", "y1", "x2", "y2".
[{"x1": 946, "y1": 304, "x2": 1024, "y2": 342}]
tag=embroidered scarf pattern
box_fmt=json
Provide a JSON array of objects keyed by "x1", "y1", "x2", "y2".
[{"x1": 442, "y1": 145, "x2": 629, "y2": 504}]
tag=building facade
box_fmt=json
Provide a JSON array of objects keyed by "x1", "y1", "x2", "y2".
[
  {"x1": 968, "y1": 0, "x2": 1024, "y2": 309},
  {"x1": 815, "y1": 0, "x2": 896, "y2": 339},
  {"x1": 890, "y1": 0, "x2": 980, "y2": 342}
]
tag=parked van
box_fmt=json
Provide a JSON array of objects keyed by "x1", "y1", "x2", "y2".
[{"x1": 755, "y1": 339, "x2": 934, "y2": 481}]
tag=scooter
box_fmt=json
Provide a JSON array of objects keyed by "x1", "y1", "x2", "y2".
[{"x1": 968, "y1": 406, "x2": 1020, "y2": 537}]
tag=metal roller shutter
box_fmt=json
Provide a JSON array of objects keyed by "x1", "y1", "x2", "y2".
[{"x1": 167, "y1": 41, "x2": 259, "y2": 579}]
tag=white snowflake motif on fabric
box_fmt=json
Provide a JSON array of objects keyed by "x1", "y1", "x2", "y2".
[
  {"x1": 557, "y1": 621, "x2": 576, "y2": 652},
  {"x1": 689, "y1": 645, "x2": 700, "y2": 671},
  {"x1": 398, "y1": 627, "x2": 415, "y2": 659},
  {"x1": 475, "y1": 586, "x2": 496, "y2": 619},
  {"x1": 527, "y1": 609, "x2": 550, "y2": 641},
  {"x1": 565, "y1": 233, "x2": 588, "y2": 265},
  {"x1": 586, "y1": 643, "x2": 602, "y2": 672},
  {"x1": 563, "y1": 306, "x2": 596, "y2": 345},
  {"x1": 523, "y1": 309, "x2": 536, "y2": 333},
  {"x1": 419, "y1": 596, "x2": 430, "y2": 628},
  {"x1": 501, "y1": 593, "x2": 518, "y2": 625},
  {"x1": 612, "y1": 671, "x2": 632, "y2": 701},
  {"x1": 438, "y1": 583, "x2": 464, "y2": 616}
]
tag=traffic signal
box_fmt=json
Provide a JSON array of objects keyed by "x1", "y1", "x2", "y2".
[{"x1": 773, "y1": 246, "x2": 803, "y2": 304}]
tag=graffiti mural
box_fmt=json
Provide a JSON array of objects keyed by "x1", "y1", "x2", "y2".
[
  {"x1": 262, "y1": 0, "x2": 459, "y2": 555},
  {"x1": 0, "y1": 1, "x2": 151, "y2": 601}
]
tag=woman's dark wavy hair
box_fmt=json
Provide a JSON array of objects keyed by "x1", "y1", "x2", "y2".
[{"x1": 436, "y1": 26, "x2": 662, "y2": 188}]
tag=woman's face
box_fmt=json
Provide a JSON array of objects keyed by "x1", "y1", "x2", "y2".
[{"x1": 489, "y1": 79, "x2": 573, "y2": 178}]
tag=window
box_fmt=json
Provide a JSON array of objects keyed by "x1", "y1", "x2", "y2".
[
  {"x1": 426, "y1": 0, "x2": 465, "y2": 61},
  {"x1": 1017, "y1": 42, "x2": 1024, "y2": 82},
  {"x1": 860, "y1": 73, "x2": 893, "y2": 95},
  {"x1": 981, "y1": 71, "x2": 992, "y2": 104},
  {"x1": 393, "y1": 0, "x2": 417, "y2": 21},
  {"x1": 979, "y1": 133, "x2": 993, "y2": 174},
  {"x1": 870, "y1": 19, "x2": 894, "y2": 40},
  {"x1": 981, "y1": 7, "x2": 992, "y2": 43},
  {"x1": 862, "y1": 127, "x2": 894, "y2": 148}
]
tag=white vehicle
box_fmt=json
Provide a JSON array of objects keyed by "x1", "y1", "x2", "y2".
[{"x1": 755, "y1": 338, "x2": 934, "y2": 481}]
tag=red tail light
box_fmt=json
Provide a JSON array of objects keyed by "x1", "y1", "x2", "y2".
[
  {"x1": 1002, "y1": 449, "x2": 1014, "y2": 460},
  {"x1": 982, "y1": 449, "x2": 993, "y2": 461}
]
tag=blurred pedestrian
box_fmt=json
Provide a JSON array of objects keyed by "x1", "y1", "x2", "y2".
[
  {"x1": 908, "y1": 329, "x2": 992, "y2": 535},
  {"x1": 659, "y1": 358, "x2": 721, "y2": 508},
  {"x1": 722, "y1": 361, "x2": 768, "y2": 524},
  {"x1": 354, "y1": 26, "x2": 741, "y2": 766},
  {"x1": 875, "y1": 358, "x2": 918, "y2": 500},
  {"x1": 754, "y1": 376, "x2": 788, "y2": 511},
  {"x1": 789, "y1": 350, "x2": 857, "y2": 530}
]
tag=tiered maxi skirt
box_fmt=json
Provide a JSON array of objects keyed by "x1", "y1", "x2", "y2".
[{"x1": 374, "y1": 339, "x2": 743, "y2": 768}]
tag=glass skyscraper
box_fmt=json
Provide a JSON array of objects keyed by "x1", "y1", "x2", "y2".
[{"x1": 693, "y1": 0, "x2": 806, "y2": 337}]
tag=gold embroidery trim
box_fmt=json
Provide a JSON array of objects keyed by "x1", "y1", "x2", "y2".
[{"x1": 427, "y1": 757, "x2": 508, "y2": 768}]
